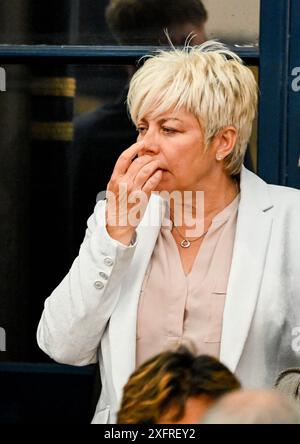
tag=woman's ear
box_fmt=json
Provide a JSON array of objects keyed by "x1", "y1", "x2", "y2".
[{"x1": 214, "y1": 126, "x2": 237, "y2": 161}]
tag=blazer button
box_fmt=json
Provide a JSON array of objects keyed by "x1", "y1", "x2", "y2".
[
  {"x1": 99, "y1": 271, "x2": 108, "y2": 280},
  {"x1": 94, "y1": 281, "x2": 104, "y2": 290},
  {"x1": 104, "y1": 257, "x2": 114, "y2": 266}
]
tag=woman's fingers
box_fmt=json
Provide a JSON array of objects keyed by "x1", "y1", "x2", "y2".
[
  {"x1": 125, "y1": 154, "x2": 154, "y2": 181},
  {"x1": 132, "y1": 159, "x2": 161, "y2": 189},
  {"x1": 142, "y1": 169, "x2": 163, "y2": 195},
  {"x1": 110, "y1": 141, "x2": 144, "y2": 179},
  {"x1": 106, "y1": 140, "x2": 163, "y2": 234}
]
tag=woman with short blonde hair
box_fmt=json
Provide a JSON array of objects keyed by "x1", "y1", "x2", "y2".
[
  {"x1": 37, "y1": 41, "x2": 300, "y2": 424},
  {"x1": 128, "y1": 41, "x2": 257, "y2": 175}
]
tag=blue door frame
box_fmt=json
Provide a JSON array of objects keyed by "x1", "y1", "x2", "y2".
[
  {"x1": 259, "y1": 0, "x2": 300, "y2": 188},
  {"x1": 287, "y1": 0, "x2": 300, "y2": 188}
]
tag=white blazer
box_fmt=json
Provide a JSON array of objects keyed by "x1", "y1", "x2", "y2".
[{"x1": 37, "y1": 167, "x2": 300, "y2": 424}]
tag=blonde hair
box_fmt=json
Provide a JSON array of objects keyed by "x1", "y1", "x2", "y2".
[{"x1": 127, "y1": 40, "x2": 258, "y2": 175}]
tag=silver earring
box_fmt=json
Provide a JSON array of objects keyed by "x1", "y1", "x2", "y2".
[{"x1": 216, "y1": 154, "x2": 223, "y2": 161}]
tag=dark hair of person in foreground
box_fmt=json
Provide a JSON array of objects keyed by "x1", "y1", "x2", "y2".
[{"x1": 117, "y1": 346, "x2": 241, "y2": 424}]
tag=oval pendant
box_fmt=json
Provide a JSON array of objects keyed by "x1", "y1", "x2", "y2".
[{"x1": 181, "y1": 239, "x2": 190, "y2": 248}]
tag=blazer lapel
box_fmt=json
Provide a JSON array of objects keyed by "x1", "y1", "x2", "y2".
[
  {"x1": 220, "y1": 167, "x2": 274, "y2": 372},
  {"x1": 109, "y1": 193, "x2": 164, "y2": 400}
]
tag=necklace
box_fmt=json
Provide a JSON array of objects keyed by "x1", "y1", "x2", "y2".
[
  {"x1": 170, "y1": 179, "x2": 240, "y2": 249},
  {"x1": 171, "y1": 219, "x2": 208, "y2": 248}
]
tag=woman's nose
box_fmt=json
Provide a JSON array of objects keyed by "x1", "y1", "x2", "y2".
[{"x1": 139, "y1": 131, "x2": 160, "y2": 155}]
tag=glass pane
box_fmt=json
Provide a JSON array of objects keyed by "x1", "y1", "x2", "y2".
[
  {"x1": 203, "y1": 0, "x2": 260, "y2": 45},
  {"x1": 0, "y1": 0, "x2": 259, "y2": 46},
  {"x1": 0, "y1": 62, "x2": 258, "y2": 363}
]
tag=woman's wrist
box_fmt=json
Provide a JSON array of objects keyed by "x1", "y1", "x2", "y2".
[{"x1": 106, "y1": 224, "x2": 136, "y2": 247}]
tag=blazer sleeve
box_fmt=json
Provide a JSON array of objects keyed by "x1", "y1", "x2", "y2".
[{"x1": 36, "y1": 199, "x2": 137, "y2": 366}]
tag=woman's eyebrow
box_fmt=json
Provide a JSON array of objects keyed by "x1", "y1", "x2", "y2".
[
  {"x1": 158, "y1": 118, "x2": 183, "y2": 124},
  {"x1": 138, "y1": 117, "x2": 183, "y2": 124}
]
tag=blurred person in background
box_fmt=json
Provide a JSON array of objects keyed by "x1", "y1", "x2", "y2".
[
  {"x1": 105, "y1": 0, "x2": 207, "y2": 46},
  {"x1": 201, "y1": 389, "x2": 300, "y2": 424}
]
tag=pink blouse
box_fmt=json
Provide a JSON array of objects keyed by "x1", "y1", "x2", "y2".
[{"x1": 136, "y1": 194, "x2": 240, "y2": 368}]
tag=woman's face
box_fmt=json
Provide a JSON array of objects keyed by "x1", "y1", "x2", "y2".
[{"x1": 136, "y1": 107, "x2": 217, "y2": 193}]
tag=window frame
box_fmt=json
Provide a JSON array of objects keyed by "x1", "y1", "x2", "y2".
[{"x1": 1, "y1": 0, "x2": 299, "y2": 188}]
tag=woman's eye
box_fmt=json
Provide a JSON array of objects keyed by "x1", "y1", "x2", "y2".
[
  {"x1": 137, "y1": 127, "x2": 147, "y2": 134},
  {"x1": 162, "y1": 127, "x2": 177, "y2": 134}
]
